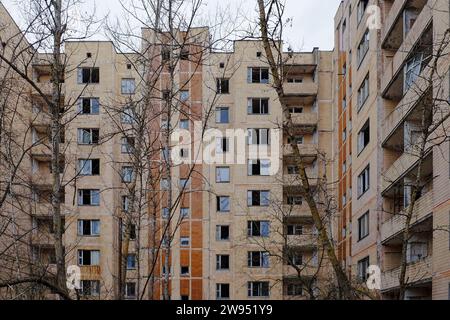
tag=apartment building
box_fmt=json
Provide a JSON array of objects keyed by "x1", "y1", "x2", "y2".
[
  {"x1": 334, "y1": 0, "x2": 450, "y2": 300},
  {"x1": 203, "y1": 42, "x2": 334, "y2": 300}
]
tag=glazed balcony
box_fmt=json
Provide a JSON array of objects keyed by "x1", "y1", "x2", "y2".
[
  {"x1": 381, "y1": 256, "x2": 432, "y2": 291},
  {"x1": 381, "y1": 191, "x2": 433, "y2": 243}
]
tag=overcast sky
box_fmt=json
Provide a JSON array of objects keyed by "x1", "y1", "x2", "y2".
[{"x1": 1, "y1": 0, "x2": 341, "y2": 51}]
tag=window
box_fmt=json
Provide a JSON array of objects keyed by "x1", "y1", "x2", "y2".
[
  {"x1": 342, "y1": 128, "x2": 347, "y2": 142},
  {"x1": 121, "y1": 167, "x2": 134, "y2": 183},
  {"x1": 78, "y1": 159, "x2": 100, "y2": 176},
  {"x1": 78, "y1": 250, "x2": 100, "y2": 266},
  {"x1": 357, "y1": 0, "x2": 369, "y2": 25},
  {"x1": 121, "y1": 223, "x2": 136, "y2": 240},
  {"x1": 86, "y1": 52, "x2": 92, "y2": 58},
  {"x1": 248, "y1": 221, "x2": 270, "y2": 237},
  {"x1": 125, "y1": 282, "x2": 136, "y2": 299},
  {"x1": 407, "y1": 242, "x2": 428, "y2": 263},
  {"x1": 180, "y1": 236, "x2": 190, "y2": 247},
  {"x1": 357, "y1": 29, "x2": 370, "y2": 66},
  {"x1": 248, "y1": 251, "x2": 270, "y2": 268},
  {"x1": 181, "y1": 295, "x2": 189, "y2": 301},
  {"x1": 247, "y1": 191, "x2": 270, "y2": 207},
  {"x1": 219, "y1": 62, "x2": 225, "y2": 69},
  {"x1": 78, "y1": 189, "x2": 100, "y2": 206},
  {"x1": 357, "y1": 74, "x2": 369, "y2": 111},
  {"x1": 78, "y1": 98, "x2": 100, "y2": 115},
  {"x1": 216, "y1": 137, "x2": 230, "y2": 153},
  {"x1": 179, "y1": 119, "x2": 189, "y2": 129},
  {"x1": 216, "y1": 107, "x2": 230, "y2": 123},
  {"x1": 180, "y1": 90, "x2": 189, "y2": 101},
  {"x1": 122, "y1": 107, "x2": 135, "y2": 124},
  {"x1": 287, "y1": 136, "x2": 303, "y2": 144},
  {"x1": 77, "y1": 220, "x2": 100, "y2": 236},
  {"x1": 216, "y1": 255, "x2": 230, "y2": 270},
  {"x1": 358, "y1": 211, "x2": 370, "y2": 241},
  {"x1": 127, "y1": 64, "x2": 132, "y2": 70},
  {"x1": 122, "y1": 196, "x2": 130, "y2": 212},
  {"x1": 121, "y1": 78, "x2": 136, "y2": 94},
  {"x1": 121, "y1": 137, "x2": 135, "y2": 154},
  {"x1": 216, "y1": 196, "x2": 230, "y2": 212},
  {"x1": 286, "y1": 283, "x2": 303, "y2": 296},
  {"x1": 180, "y1": 48, "x2": 189, "y2": 60},
  {"x1": 127, "y1": 254, "x2": 136, "y2": 269},
  {"x1": 180, "y1": 208, "x2": 190, "y2": 218},
  {"x1": 78, "y1": 67, "x2": 100, "y2": 84},
  {"x1": 248, "y1": 282, "x2": 269, "y2": 297},
  {"x1": 357, "y1": 165, "x2": 370, "y2": 197},
  {"x1": 216, "y1": 167, "x2": 230, "y2": 183},
  {"x1": 248, "y1": 129, "x2": 270, "y2": 145},
  {"x1": 216, "y1": 78, "x2": 229, "y2": 94},
  {"x1": 80, "y1": 280, "x2": 100, "y2": 296},
  {"x1": 289, "y1": 107, "x2": 303, "y2": 114},
  {"x1": 287, "y1": 224, "x2": 303, "y2": 236},
  {"x1": 357, "y1": 256, "x2": 370, "y2": 282},
  {"x1": 287, "y1": 165, "x2": 299, "y2": 175},
  {"x1": 404, "y1": 52, "x2": 424, "y2": 92},
  {"x1": 357, "y1": 119, "x2": 370, "y2": 154},
  {"x1": 162, "y1": 207, "x2": 170, "y2": 219},
  {"x1": 78, "y1": 129, "x2": 99, "y2": 145},
  {"x1": 216, "y1": 284, "x2": 230, "y2": 300},
  {"x1": 248, "y1": 160, "x2": 270, "y2": 176},
  {"x1": 291, "y1": 253, "x2": 303, "y2": 266},
  {"x1": 161, "y1": 47, "x2": 171, "y2": 61},
  {"x1": 247, "y1": 98, "x2": 269, "y2": 115},
  {"x1": 179, "y1": 178, "x2": 190, "y2": 189},
  {"x1": 181, "y1": 266, "x2": 190, "y2": 276},
  {"x1": 287, "y1": 195, "x2": 303, "y2": 205},
  {"x1": 248, "y1": 67, "x2": 269, "y2": 84},
  {"x1": 216, "y1": 225, "x2": 230, "y2": 241}
]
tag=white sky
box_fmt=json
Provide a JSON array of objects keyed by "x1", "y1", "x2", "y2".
[{"x1": 1, "y1": 0, "x2": 341, "y2": 51}]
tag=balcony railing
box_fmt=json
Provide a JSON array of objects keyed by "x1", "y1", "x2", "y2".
[
  {"x1": 381, "y1": 256, "x2": 432, "y2": 291},
  {"x1": 381, "y1": 191, "x2": 433, "y2": 242},
  {"x1": 80, "y1": 266, "x2": 102, "y2": 280},
  {"x1": 291, "y1": 113, "x2": 318, "y2": 128},
  {"x1": 283, "y1": 144, "x2": 318, "y2": 158},
  {"x1": 283, "y1": 82, "x2": 318, "y2": 96},
  {"x1": 382, "y1": 151, "x2": 421, "y2": 193},
  {"x1": 282, "y1": 204, "x2": 312, "y2": 219}
]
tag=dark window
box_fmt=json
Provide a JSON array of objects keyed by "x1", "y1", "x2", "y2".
[
  {"x1": 247, "y1": 221, "x2": 270, "y2": 237},
  {"x1": 247, "y1": 251, "x2": 269, "y2": 268},
  {"x1": 216, "y1": 225, "x2": 230, "y2": 241},
  {"x1": 219, "y1": 62, "x2": 225, "y2": 69},
  {"x1": 357, "y1": 256, "x2": 370, "y2": 282},
  {"x1": 248, "y1": 281, "x2": 269, "y2": 297},
  {"x1": 286, "y1": 283, "x2": 303, "y2": 296},
  {"x1": 216, "y1": 255, "x2": 230, "y2": 270},
  {"x1": 181, "y1": 266, "x2": 189, "y2": 276},
  {"x1": 248, "y1": 98, "x2": 269, "y2": 115},
  {"x1": 80, "y1": 280, "x2": 100, "y2": 296},
  {"x1": 86, "y1": 52, "x2": 92, "y2": 58},
  {"x1": 358, "y1": 119, "x2": 370, "y2": 154},
  {"x1": 357, "y1": 165, "x2": 370, "y2": 197},
  {"x1": 77, "y1": 220, "x2": 100, "y2": 236},
  {"x1": 249, "y1": 67, "x2": 269, "y2": 84},
  {"x1": 247, "y1": 191, "x2": 270, "y2": 207},
  {"x1": 216, "y1": 284, "x2": 230, "y2": 299},
  {"x1": 79, "y1": 68, "x2": 99, "y2": 84},
  {"x1": 125, "y1": 282, "x2": 136, "y2": 299},
  {"x1": 358, "y1": 211, "x2": 370, "y2": 241},
  {"x1": 78, "y1": 189, "x2": 100, "y2": 206},
  {"x1": 216, "y1": 79, "x2": 230, "y2": 94},
  {"x1": 287, "y1": 224, "x2": 303, "y2": 236},
  {"x1": 79, "y1": 98, "x2": 100, "y2": 115},
  {"x1": 180, "y1": 48, "x2": 189, "y2": 60}
]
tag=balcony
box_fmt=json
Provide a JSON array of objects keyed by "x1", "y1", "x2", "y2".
[
  {"x1": 31, "y1": 232, "x2": 55, "y2": 247},
  {"x1": 284, "y1": 82, "x2": 318, "y2": 97},
  {"x1": 382, "y1": 151, "x2": 421, "y2": 193},
  {"x1": 381, "y1": 75, "x2": 430, "y2": 145},
  {"x1": 286, "y1": 234, "x2": 317, "y2": 249},
  {"x1": 283, "y1": 144, "x2": 318, "y2": 160},
  {"x1": 31, "y1": 112, "x2": 51, "y2": 132},
  {"x1": 290, "y1": 113, "x2": 318, "y2": 134},
  {"x1": 282, "y1": 204, "x2": 312, "y2": 220},
  {"x1": 80, "y1": 266, "x2": 102, "y2": 280},
  {"x1": 382, "y1": 0, "x2": 428, "y2": 49},
  {"x1": 31, "y1": 203, "x2": 52, "y2": 217},
  {"x1": 31, "y1": 172, "x2": 53, "y2": 190},
  {"x1": 381, "y1": 191, "x2": 433, "y2": 243},
  {"x1": 381, "y1": 3, "x2": 432, "y2": 94},
  {"x1": 381, "y1": 256, "x2": 432, "y2": 291}
]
